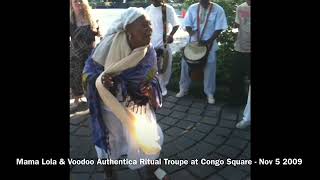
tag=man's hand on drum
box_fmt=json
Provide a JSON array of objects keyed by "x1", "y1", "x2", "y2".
[
  {"x1": 101, "y1": 73, "x2": 114, "y2": 89},
  {"x1": 199, "y1": 38, "x2": 213, "y2": 47},
  {"x1": 199, "y1": 39, "x2": 210, "y2": 46},
  {"x1": 186, "y1": 26, "x2": 196, "y2": 37}
]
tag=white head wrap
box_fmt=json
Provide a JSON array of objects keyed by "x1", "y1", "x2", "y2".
[{"x1": 92, "y1": 7, "x2": 149, "y2": 66}]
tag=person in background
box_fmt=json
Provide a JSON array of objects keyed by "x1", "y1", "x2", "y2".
[
  {"x1": 229, "y1": 0, "x2": 251, "y2": 105},
  {"x1": 145, "y1": 0, "x2": 180, "y2": 96},
  {"x1": 70, "y1": 0, "x2": 100, "y2": 111},
  {"x1": 236, "y1": 85, "x2": 250, "y2": 129},
  {"x1": 176, "y1": 0, "x2": 228, "y2": 104}
]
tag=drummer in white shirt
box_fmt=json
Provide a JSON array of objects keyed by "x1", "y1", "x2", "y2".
[
  {"x1": 176, "y1": 0, "x2": 227, "y2": 104},
  {"x1": 146, "y1": 0, "x2": 180, "y2": 96}
]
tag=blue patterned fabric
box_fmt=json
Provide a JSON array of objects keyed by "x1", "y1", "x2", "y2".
[{"x1": 82, "y1": 46, "x2": 162, "y2": 152}]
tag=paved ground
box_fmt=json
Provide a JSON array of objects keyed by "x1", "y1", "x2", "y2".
[{"x1": 70, "y1": 90, "x2": 251, "y2": 180}]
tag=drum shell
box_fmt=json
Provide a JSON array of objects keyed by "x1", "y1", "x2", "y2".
[
  {"x1": 182, "y1": 44, "x2": 208, "y2": 81},
  {"x1": 191, "y1": 65, "x2": 204, "y2": 81}
]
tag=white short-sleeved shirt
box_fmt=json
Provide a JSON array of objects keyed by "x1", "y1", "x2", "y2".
[
  {"x1": 234, "y1": 2, "x2": 251, "y2": 52},
  {"x1": 146, "y1": 4, "x2": 180, "y2": 48},
  {"x1": 184, "y1": 3, "x2": 228, "y2": 56}
]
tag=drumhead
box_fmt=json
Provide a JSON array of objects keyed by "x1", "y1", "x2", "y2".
[{"x1": 183, "y1": 42, "x2": 207, "y2": 62}]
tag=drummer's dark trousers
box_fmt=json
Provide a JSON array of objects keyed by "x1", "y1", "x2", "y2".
[{"x1": 229, "y1": 51, "x2": 251, "y2": 105}]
